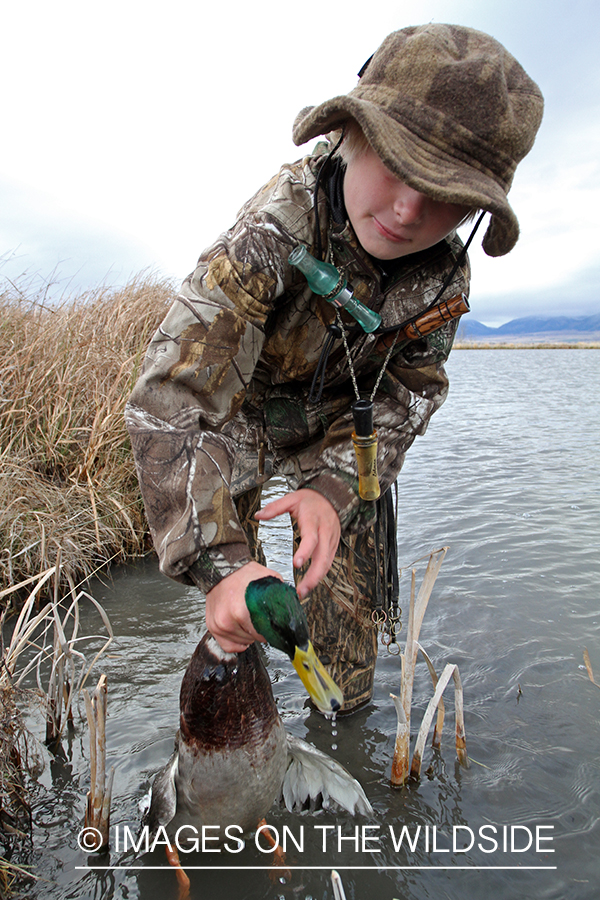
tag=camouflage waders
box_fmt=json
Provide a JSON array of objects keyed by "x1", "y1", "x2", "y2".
[{"x1": 294, "y1": 527, "x2": 378, "y2": 712}]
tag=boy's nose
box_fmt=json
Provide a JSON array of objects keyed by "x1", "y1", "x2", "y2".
[{"x1": 393, "y1": 184, "x2": 427, "y2": 224}]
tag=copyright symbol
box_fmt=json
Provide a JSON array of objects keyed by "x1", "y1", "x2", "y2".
[{"x1": 78, "y1": 827, "x2": 104, "y2": 852}]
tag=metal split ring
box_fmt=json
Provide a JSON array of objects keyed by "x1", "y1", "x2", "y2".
[{"x1": 371, "y1": 609, "x2": 387, "y2": 630}]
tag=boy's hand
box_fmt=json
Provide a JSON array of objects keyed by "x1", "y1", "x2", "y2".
[
  {"x1": 255, "y1": 489, "x2": 340, "y2": 600},
  {"x1": 206, "y1": 490, "x2": 339, "y2": 652},
  {"x1": 205, "y1": 560, "x2": 282, "y2": 653}
]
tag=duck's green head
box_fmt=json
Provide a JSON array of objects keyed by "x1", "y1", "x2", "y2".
[{"x1": 245, "y1": 576, "x2": 343, "y2": 715}]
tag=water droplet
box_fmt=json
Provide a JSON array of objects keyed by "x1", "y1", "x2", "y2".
[
  {"x1": 332, "y1": 729, "x2": 337, "y2": 736},
  {"x1": 331, "y1": 743, "x2": 338, "y2": 751}
]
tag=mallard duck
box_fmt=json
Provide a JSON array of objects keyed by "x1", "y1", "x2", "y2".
[{"x1": 145, "y1": 577, "x2": 372, "y2": 846}]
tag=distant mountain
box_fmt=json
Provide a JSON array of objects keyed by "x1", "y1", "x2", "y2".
[{"x1": 458, "y1": 313, "x2": 600, "y2": 342}]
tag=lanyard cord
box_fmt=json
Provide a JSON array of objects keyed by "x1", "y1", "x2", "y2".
[
  {"x1": 313, "y1": 132, "x2": 346, "y2": 262},
  {"x1": 337, "y1": 309, "x2": 400, "y2": 403}
]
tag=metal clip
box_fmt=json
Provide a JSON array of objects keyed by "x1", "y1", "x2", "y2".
[{"x1": 371, "y1": 608, "x2": 387, "y2": 633}]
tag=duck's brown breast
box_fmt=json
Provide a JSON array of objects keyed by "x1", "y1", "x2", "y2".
[{"x1": 179, "y1": 636, "x2": 281, "y2": 751}]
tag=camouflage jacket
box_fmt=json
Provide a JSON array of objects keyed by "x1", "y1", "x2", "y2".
[{"x1": 126, "y1": 145, "x2": 470, "y2": 592}]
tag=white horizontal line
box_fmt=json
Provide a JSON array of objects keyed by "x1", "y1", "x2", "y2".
[{"x1": 76, "y1": 865, "x2": 557, "y2": 871}]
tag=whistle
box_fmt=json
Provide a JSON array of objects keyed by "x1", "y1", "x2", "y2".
[
  {"x1": 289, "y1": 245, "x2": 382, "y2": 333},
  {"x1": 351, "y1": 399, "x2": 380, "y2": 501}
]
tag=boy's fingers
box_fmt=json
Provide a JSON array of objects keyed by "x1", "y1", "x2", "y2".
[
  {"x1": 296, "y1": 561, "x2": 326, "y2": 598},
  {"x1": 255, "y1": 490, "x2": 340, "y2": 598},
  {"x1": 296, "y1": 532, "x2": 338, "y2": 598},
  {"x1": 293, "y1": 528, "x2": 318, "y2": 569},
  {"x1": 255, "y1": 496, "x2": 293, "y2": 520},
  {"x1": 207, "y1": 609, "x2": 258, "y2": 650},
  {"x1": 214, "y1": 636, "x2": 252, "y2": 653}
]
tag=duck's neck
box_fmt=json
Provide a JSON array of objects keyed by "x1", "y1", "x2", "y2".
[
  {"x1": 205, "y1": 635, "x2": 238, "y2": 663},
  {"x1": 179, "y1": 633, "x2": 279, "y2": 749}
]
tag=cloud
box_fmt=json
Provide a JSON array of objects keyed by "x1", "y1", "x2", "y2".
[
  {"x1": 1, "y1": 0, "x2": 599, "y2": 319},
  {"x1": 462, "y1": 105, "x2": 600, "y2": 321},
  {"x1": 0, "y1": 177, "x2": 158, "y2": 295}
]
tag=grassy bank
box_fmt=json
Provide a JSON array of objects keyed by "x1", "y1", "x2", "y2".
[{"x1": 0, "y1": 275, "x2": 173, "y2": 595}]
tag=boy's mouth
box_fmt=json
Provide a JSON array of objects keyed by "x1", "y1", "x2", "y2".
[{"x1": 373, "y1": 217, "x2": 410, "y2": 243}]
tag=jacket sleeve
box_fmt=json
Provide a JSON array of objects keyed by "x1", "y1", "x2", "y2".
[
  {"x1": 296, "y1": 315, "x2": 461, "y2": 534},
  {"x1": 125, "y1": 214, "x2": 298, "y2": 593}
]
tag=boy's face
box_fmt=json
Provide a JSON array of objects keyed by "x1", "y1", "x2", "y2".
[{"x1": 343, "y1": 145, "x2": 472, "y2": 261}]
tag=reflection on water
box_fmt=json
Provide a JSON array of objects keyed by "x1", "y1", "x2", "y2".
[{"x1": 19, "y1": 350, "x2": 600, "y2": 900}]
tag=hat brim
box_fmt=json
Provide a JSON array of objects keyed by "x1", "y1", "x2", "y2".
[{"x1": 293, "y1": 97, "x2": 519, "y2": 257}]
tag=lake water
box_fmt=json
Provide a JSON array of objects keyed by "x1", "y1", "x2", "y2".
[{"x1": 16, "y1": 349, "x2": 600, "y2": 900}]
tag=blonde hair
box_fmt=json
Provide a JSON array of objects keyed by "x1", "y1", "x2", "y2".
[{"x1": 331, "y1": 121, "x2": 370, "y2": 164}]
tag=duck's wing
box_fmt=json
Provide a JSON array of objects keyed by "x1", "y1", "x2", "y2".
[
  {"x1": 143, "y1": 750, "x2": 179, "y2": 832},
  {"x1": 281, "y1": 735, "x2": 373, "y2": 817}
]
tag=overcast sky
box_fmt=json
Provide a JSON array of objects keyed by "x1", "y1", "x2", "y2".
[{"x1": 2, "y1": 0, "x2": 598, "y2": 325}]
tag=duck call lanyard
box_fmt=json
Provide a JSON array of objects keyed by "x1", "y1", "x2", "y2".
[
  {"x1": 336, "y1": 302, "x2": 400, "y2": 503},
  {"x1": 337, "y1": 310, "x2": 403, "y2": 653},
  {"x1": 308, "y1": 209, "x2": 485, "y2": 503}
]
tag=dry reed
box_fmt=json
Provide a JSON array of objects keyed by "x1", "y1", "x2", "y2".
[
  {"x1": 583, "y1": 648, "x2": 600, "y2": 689},
  {"x1": 0, "y1": 685, "x2": 35, "y2": 895},
  {"x1": 1, "y1": 564, "x2": 113, "y2": 891},
  {"x1": 390, "y1": 548, "x2": 469, "y2": 786},
  {"x1": 0, "y1": 273, "x2": 173, "y2": 594},
  {"x1": 83, "y1": 674, "x2": 114, "y2": 852},
  {"x1": 331, "y1": 870, "x2": 347, "y2": 900}
]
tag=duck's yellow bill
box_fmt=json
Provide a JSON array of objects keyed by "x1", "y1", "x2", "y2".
[{"x1": 293, "y1": 642, "x2": 343, "y2": 714}]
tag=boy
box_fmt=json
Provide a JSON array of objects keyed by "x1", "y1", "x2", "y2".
[{"x1": 126, "y1": 24, "x2": 543, "y2": 711}]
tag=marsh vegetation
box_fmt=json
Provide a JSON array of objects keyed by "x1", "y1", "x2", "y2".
[{"x1": 0, "y1": 274, "x2": 173, "y2": 595}]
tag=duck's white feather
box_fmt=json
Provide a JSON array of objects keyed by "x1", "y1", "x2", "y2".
[{"x1": 281, "y1": 734, "x2": 373, "y2": 816}]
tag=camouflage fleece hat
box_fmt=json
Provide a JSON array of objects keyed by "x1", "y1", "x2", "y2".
[{"x1": 293, "y1": 24, "x2": 543, "y2": 257}]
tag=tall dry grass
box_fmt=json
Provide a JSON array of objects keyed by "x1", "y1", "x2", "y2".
[{"x1": 0, "y1": 274, "x2": 173, "y2": 593}]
